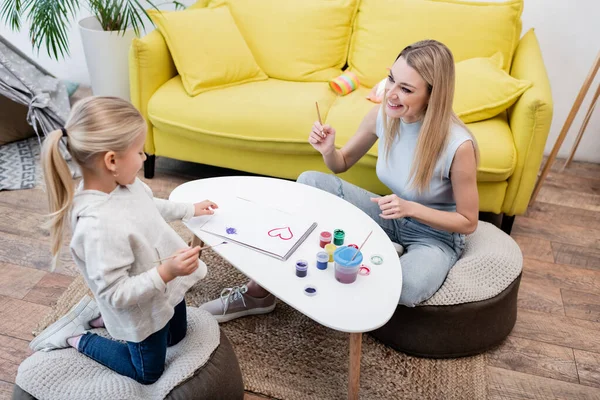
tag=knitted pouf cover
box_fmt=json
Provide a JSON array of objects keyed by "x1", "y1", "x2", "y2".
[
  {"x1": 371, "y1": 221, "x2": 523, "y2": 358},
  {"x1": 13, "y1": 309, "x2": 244, "y2": 400}
]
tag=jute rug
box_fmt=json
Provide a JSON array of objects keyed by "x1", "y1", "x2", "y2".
[{"x1": 36, "y1": 247, "x2": 488, "y2": 400}]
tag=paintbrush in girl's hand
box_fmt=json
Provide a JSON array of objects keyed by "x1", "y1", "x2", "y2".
[
  {"x1": 154, "y1": 241, "x2": 227, "y2": 264},
  {"x1": 350, "y1": 230, "x2": 373, "y2": 261}
]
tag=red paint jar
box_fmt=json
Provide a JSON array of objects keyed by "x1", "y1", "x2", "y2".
[{"x1": 319, "y1": 231, "x2": 332, "y2": 248}]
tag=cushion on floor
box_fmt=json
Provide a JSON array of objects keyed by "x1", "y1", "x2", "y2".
[{"x1": 13, "y1": 308, "x2": 241, "y2": 400}]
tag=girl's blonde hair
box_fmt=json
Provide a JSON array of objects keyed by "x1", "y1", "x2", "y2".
[
  {"x1": 382, "y1": 39, "x2": 479, "y2": 193},
  {"x1": 41, "y1": 96, "x2": 146, "y2": 268}
]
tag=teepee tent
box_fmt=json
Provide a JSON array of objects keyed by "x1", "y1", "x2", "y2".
[{"x1": 0, "y1": 34, "x2": 70, "y2": 145}]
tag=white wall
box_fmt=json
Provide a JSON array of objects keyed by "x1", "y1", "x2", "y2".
[{"x1": 1, "y1": 0, "x2": 599, "y2": 162}]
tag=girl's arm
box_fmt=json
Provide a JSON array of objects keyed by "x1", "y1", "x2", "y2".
[
  {"x1": 321, "y1": 105, "x2": 380, "y2": 173},
  {"x1": 78, "y1": 226, "x2": 168, "y2": 309},
  {"x1": 373, "y1": 141, "x2": 479, "y2": 234},
  {"x1": 139, "y1": 179, "x2": 195, "y2": 222}
]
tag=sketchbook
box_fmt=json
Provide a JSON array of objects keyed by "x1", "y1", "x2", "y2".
[{"x1": 198, "y1": 197, "x2": 317, "y2": 261}]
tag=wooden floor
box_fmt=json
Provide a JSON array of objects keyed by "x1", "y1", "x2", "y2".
[{"x1": 0, "y1": 157, "x2": 599, "y2": 399}]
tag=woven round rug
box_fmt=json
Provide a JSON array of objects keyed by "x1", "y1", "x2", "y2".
[{"x1": 36, "y1": 246, "x2": 488, "y2": 400}]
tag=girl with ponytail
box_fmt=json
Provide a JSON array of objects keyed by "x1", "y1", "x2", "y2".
[{"x1": 32, "y1": 96, "x2": 218, "y2": 384}]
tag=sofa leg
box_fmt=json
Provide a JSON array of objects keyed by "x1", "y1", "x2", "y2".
[
  {"x1": 144, "y1": 154, "x2": 155, "y2": 179},
  {"x1": 501, "y1": 215, "x2": 515, "y2": 235}
]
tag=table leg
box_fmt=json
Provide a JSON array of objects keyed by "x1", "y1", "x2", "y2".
[
  {"x1": 191, "y1": 235, "x2": 204, "y2": 256},
  {"x1": 348, "y1": 332, "x2": 362, "y2": 400}
]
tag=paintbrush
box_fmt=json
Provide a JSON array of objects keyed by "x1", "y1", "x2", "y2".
[
  {"x1": 315, "y1": 101, "x2": 323, "y2": 125},
  {"x1": 350, "y1": 230, "x2": 373, "y2": 261},
  {"x1": 154, "y1": 241, "x2": 227, "y2": 264}
]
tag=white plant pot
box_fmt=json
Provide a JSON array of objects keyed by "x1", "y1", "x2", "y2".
[{"x1": 78, "y1": 16, "x2": 136, "y2": 100}]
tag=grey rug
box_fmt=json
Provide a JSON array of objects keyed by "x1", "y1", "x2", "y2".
[{"x1": 0, "y1": 136, "x2": 42, "y2": 191}]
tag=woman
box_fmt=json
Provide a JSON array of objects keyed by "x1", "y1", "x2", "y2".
[{"x1": 201, "y1": 40, "x2": 478, "y2": 319}]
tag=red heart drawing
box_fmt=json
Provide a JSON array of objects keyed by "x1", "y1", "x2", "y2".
[{"x1": 267, "y1": 227, "x2": 294, "y2": 241}]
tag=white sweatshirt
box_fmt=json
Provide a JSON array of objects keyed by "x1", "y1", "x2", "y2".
[{"x1": 69, "y1": 178, "x2": 207, "y2": 342}]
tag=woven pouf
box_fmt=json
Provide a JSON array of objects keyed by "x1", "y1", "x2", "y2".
[
  {"x1": 13, "y1": 310, "x2": 244, "y2": 400},
  {"x1": 371, "y1": 221, "x2": 523, "y2": 358}
]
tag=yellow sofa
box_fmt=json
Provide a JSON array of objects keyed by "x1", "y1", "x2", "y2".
[{"x1": 130, "y1": 0, "x2": 553, "y2": 229}]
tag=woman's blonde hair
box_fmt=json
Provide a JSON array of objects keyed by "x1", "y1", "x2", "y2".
[
  {"x1": 41, "y1": 96, "x2": 146, "y2": 269},
  {"x1": 382, "y1": 39, "x2": 479, "y2": 193}
]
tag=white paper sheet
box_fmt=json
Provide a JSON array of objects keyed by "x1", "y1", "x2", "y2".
[{"x1": 199, "y1": 197, "x2": 317, "y2": 260}]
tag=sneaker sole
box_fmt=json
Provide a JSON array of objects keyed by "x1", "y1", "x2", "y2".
[
  {"x1": 215, "y1": 303, "x2": 276, "y2": 324},
  {"x1": 29, "y1": 296, "x2": 92, "y2": 351}
]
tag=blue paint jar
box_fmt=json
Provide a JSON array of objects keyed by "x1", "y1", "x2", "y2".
[
  {"x1": 295, "y1": 259, "x2": 308, "y2": 277},
  {"x1": 316, "y1": 251, "x2": 329, "y2": 270}
]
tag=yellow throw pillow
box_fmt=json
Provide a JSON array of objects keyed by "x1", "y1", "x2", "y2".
[
  {"x1": 208, "y1": 0, "x2": 358, "y2": 82},
  {"x1": 147, "y1": 7, "x2": 267, "y2": 97},
  {"x1": 348, "y1": 0, "x2": 523, "y2": 88},
  {"x1": 454, "y1": 52, "x2": 532, "y2": 123}
]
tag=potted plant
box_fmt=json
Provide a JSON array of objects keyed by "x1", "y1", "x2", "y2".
[{"x1": 1, "y1": 0, "x2": 185, "y2": 100}]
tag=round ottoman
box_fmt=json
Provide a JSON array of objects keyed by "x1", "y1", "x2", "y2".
[
  {"x1": 12, "y1": 309, "x2": 244, "y2": 400},
  {"x1": 370, "y1": 221, "x2": 523, "y2": 358}
]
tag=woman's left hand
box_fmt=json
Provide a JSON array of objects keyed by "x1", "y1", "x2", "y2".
[
  {"x1": 194, "y1": 200, "x2": 218, "y2": 216},
  {"x1": 370, "y1": 194, "x2": 414, "y2": 219}
]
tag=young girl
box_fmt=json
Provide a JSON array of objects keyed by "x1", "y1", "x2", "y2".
[
  {"x1": 30, "y1": 96, "x2": 218, "y2": 384},
  {"x1": 201, "y1": 40, "x2": 478, "y2": 319}
]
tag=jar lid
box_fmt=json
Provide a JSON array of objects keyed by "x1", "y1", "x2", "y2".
[
  {"x1": 304, "y1": 285, "x2": 318, "y2": 296},
  {"x1": 319, "y1": 231, "x2": 332, "y2": 239},
  {"x1": 295, "y1": 259, "x2": 308, "y2": 271},
  {"x1": 316, "y1": 251, "x2": 329, "y2": 262},
  {"x1": 333, "y1": 229, "x2": 345, "y2": 239}
]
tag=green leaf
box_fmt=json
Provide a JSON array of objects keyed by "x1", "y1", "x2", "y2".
[
  {"x1": 0, "y1": 0, "x2": 24, "y2": 31},
  {"x1": 1, "y1": 0, "x2": 184, "y2": 60},
  {"x1": 27, "y1": 0, "x2": 81, "y2": 59}
]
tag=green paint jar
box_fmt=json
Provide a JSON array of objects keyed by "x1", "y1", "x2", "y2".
[{"x1": 333, "y1": 229, "x2": 345, "y2": 246}]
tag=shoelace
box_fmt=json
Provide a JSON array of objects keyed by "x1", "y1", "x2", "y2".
[{"x1": 219, "y1": 285, "x2": 248, "y2": 315}]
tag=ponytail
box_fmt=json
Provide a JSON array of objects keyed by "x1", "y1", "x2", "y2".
[{"x1": 41, "y1": 129, "x2": 74, "y2": 270}]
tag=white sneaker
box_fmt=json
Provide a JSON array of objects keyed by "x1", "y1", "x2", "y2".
[
  {"x1": 30, "y1": 295, "x2": 100, "y2": 352},
  {"x1": 392, "y1": 242, "x2": 405, "y2": 256}
]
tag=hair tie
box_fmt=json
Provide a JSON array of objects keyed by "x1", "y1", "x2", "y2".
[{"x1": 60, "y1": 127, "x2": 68, "y2": 138}]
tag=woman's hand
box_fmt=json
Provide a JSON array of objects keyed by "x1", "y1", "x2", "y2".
[
  {"x1": 308, "y1": 121, "x2": 336, "y2": 155},
  {"x1": 370, "y1": 194, "x2": 415, "y2": 219},
  {"x1": 194, "y1": 200, "x2": 218, "y2": 216},
  {"x1": 158, "y1": 246, "x2": 201, "y2": 283}
]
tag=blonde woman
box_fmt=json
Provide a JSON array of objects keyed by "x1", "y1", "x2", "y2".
[
  {"x1": 30, "y1": 97, "x2": 218, "y2": 384},
  {"x1": 200, "y1": 40, "x2": 478, "y2": 321},
  {"x1": 300, "y1": 39, "x2": 479, "y2": 306}
]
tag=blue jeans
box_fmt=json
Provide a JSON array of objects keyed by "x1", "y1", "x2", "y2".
[
  {"x1": 78, "y1": 300, "x2": 187, "y2": 384},
  {"x1": 297, "y1": 171, "x2": 466, "y2": 307}
]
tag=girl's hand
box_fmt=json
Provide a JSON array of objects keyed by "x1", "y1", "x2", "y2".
[
  {"x1": 308, "y1": 121, "x2": 336, "y2": 156},
  {"x1": 370, "y1": 195, "x2": 415, "y2": 219},
  {"x1": 159, "y1": 246, "x2": 201, "y2": 282},
  {"x1": 194, "y1": 200, "x2": 218, "y2": 216}
]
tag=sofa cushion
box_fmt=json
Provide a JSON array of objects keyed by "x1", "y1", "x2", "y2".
[
  {"x1": 326, "y1": 93, "x2": 516, "y2": 182},
  {"x1": 148, "y1": 7, "x2": 267, "y2": 96},
  {"x1": 209, "y1": 0, "x2": 358, "y2": 82},
  {"x1": 148, "y1": 77, "x2": 337, "y2": 153},
  {"x1": 348, "y1": 0, "x2": 524, "y2": 88},
  {"x1": 455, "y1": 52, "x2": 532, "y2": 123}
]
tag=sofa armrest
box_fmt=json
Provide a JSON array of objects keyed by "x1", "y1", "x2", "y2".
[
  {"x1": 503, "y1": 28, "x2": 554, "y2": 216},
  {"x1": 129, "y1": 30, "x2": 177, "y2": 155}
]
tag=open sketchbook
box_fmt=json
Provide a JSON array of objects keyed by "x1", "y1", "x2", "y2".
[{"x1": 199, "y1": 197, "x2": 317, "y2": 261}]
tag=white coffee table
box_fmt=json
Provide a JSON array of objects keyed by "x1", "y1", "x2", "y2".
[{"x1": 170, "y1": 176, "x2": 402, "y2": 399}]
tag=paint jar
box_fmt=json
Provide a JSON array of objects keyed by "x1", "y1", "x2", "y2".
[
  {"x1": 295, "y1": 259, "x2": 308, "y2": 278},
  {"x1": 324, "y1": 243, "x2": 336, "y2": 262},
  {"x1": 334, "y1": 246, "x2": 363, "y2": 284},
  {"x1": 333, "y1": 229, "x2": 345, "y2": 245},
  {"x1": 319, "y1": 231, "x2": 332, "y2": 248},
  {"x1": 316, "y1": 251, "x2": 329, "y2": 270}
]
